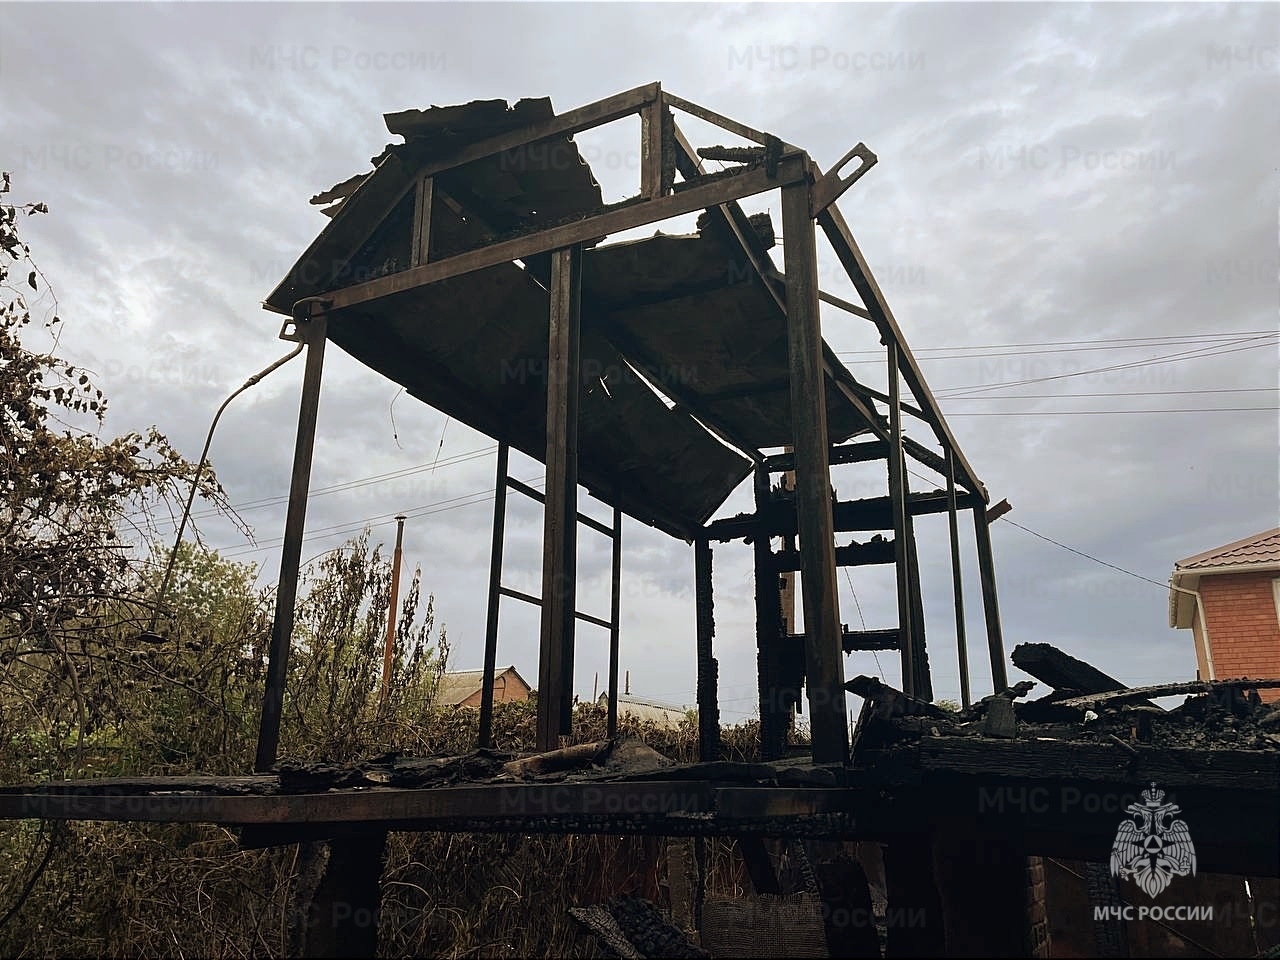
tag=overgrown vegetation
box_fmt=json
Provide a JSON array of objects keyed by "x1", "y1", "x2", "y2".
[{"x1": 0, "y1": 176, "x2": 763, "y2": 957}]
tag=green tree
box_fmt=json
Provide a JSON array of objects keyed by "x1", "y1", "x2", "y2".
[{"x1": 0, "y1": 172, "x2": 232, "y2": 775}]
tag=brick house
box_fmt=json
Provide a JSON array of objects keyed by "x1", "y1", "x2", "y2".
[
  {"x1": 436, "y1": 665, "x2": 531, "y2": 709},
  {"x1": 1169, "y1": 527, "x2": 1280, "y2": 700}
]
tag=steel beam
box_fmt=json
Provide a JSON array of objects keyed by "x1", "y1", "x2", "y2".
[
  {"x1": 322, "y1": 154, "x2": 809, "y2": 312},
  {"x1": 255, "y1": 309, "x2": 327, "y2": 772},
  {"x1": 478, "y1": 442, "x2": 509, "y2": 749}
]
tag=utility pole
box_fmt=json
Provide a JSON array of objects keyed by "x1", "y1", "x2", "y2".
[{"x1": 380, "y1": 515, "x2": 407, "y2": 708}]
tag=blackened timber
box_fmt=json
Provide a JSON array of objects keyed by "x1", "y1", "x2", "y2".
[
  {"x1": 1010, "y1": 642, "x2": 1128, "y2": 696},
  {"x1": 537, "y1": 246, "x2": 582, "y2": 751},
  {"x1": 409, "y1": 174, "x2": 432, "y2": 267},
  {"x1": 791, "y1": 628, "x2": 900, "y2": 653},
  {"x1": 607, "y1": 507, "x2": 622, "y2": 740},
  {"x1": 694, "y1": 537, "x2": 720, "y2": 761},
  {"x1": 946, "y1": 450, "x2": 971, "y2": 708},
  {"x1": 256, "y1": 311, "x2": 327, "y2": 773},
  {"x1": 781, "y1": 179, "x2": 848, "y2": 765},
  {"x1": 973, "y1": 505, "x2": 1009, "y2": 692},
  {"x1": 903, "y1": 510, "x2": 932, "y2": 702},
  {"x1": 704, "y1": 489, "x2": 983, "y2": 542},
  {"x1": 754, "y1": 468, "x2": 788, "y2": 761},
  {"x1": 887, "y1": 340, "x2": 917, "y2": 699},
  {"x1": 762, "y1": 439, "x2": 889, "y2": 474},
  {"x1": 664, "y1": 92, "x2": 793, "y2": 150},
  {"x1": 738, "y1": 836, "x2": 782, "y2": 895},
  {"x1": 771, "y1": 536, "x2": 896, "y2": 573},
  {"x1": 301, "y1": 831, "x2": 387, "y2": 958},
  {"x1": 640, "y1": 92, "x2": 669, "y2": 199},
  {"x1": 479, "y1": 442, "x2": 509, "y2": 749},
  {"x1": 901, "y1": 436, "x2": 950, "y2": 480},
  {"x1": 841, "y1": 628, "x2": 900, "y2": 652}
]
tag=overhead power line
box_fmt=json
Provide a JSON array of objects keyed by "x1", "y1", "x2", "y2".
[
  {"x1": 997, "y1": 519, "x2": 1170, "y2": 591},
  {"x1": 937, "y1": 334, "x2": 1275, "y2": 397},
  {"x1": 836, "y1": 329, "x2": 1275, "y2": 363},
  {"x1": 949, "y1": 406, "x2": 1278, "y2": 416}
]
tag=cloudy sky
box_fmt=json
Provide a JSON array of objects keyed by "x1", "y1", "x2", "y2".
[{"x1": 3, "y1": 2, "x2": 1276, "y2": 723}]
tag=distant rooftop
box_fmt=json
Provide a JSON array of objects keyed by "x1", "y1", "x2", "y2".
[
  {"x1": 1175, "y1": 527, "x2": 1280, "y2": 571},
  {"x1": 436, "y1": 665, "x2": 528, "y2": 706}
]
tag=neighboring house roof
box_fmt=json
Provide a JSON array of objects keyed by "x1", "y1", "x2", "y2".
[
  {"x1": 1168, "y1": 527, "x2": 1280, "y2": 628},
  {"x1": 436, "y1": 665, "x2": 530, "y2": 706},
  {"x1": 597, "y1": 692, "x2": 689, "y2": 726}
]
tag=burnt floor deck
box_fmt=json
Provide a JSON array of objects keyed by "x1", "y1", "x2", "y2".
[{"x1": 4, "y1": 736, "x2": 1275, "y2": 877}]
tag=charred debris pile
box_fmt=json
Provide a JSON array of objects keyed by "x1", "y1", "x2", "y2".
[{"x1": 849, "y1": 641, "x2": 1280, "y2": 758}]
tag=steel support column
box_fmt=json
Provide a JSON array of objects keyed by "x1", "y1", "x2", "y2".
[
  {"x1": 255, "y1": 309, "x2": 328, "y2": 772},
  {"x1": 780, "y1": 180, "x2": 848, "y2": 764},
  {"x1": 478, "y1": 442, "x2": 509, "y2": 749},
  {"x1": 537, "y1": 245, "x2": 582, "y2": 751}
]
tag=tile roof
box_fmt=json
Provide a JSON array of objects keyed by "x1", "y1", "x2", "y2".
[{"x1": 1175, "y1": 527, "x2": 1280, "y2": 570}]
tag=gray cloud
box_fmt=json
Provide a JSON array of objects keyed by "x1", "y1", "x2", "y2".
[{"x1": 2, "y1": 2, "x2": 1275, "y2": 723}]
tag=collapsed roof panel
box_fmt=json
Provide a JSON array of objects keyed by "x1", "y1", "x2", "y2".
[
  {"x1": 327, "y1": 259, "x2": 751, "y2": 538},
  {"x1": 266, "y1": 95, "x2": 884, "y2": 536}
]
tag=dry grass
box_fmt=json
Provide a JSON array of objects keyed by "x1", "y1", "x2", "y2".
[{"x1": 0, "y1": 699, "x2": 776, "y2": 958}]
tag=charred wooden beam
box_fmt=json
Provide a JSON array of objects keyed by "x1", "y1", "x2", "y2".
[
  {"x1": 738, "y1": 836, "x2": 782, "y2": 895},
  {"x1": 904, "y1": 509, "x2": 932, "y2": 702},
  {"x1": 754, "y1": 467, "x2": 789, "y2": 761},
  {"x1": 503, "y1": 741, "x2": 610, "y2": 778},
  {"x1": 409, "y1": 174, "x2": 432, "y2": 267},
  {"x1": 300, "y1": 831, "x2": 387, "y2": 958},
  {"x1": 945, "y1": 450, "x2": 972, "y2": 708},
  {"x1": 887, "y1": 340, "x2": 917, "y2": 698},
  {"x1": 973, "y1": 506, "x2": 1009, "y2": 692},
  {"x1": 663, "y1": 91, "x2": 793, "y2": 150},
  {"x1": 1010, "y1": 642, "x2": 1128, "y2": 696},
  {"x1": 694, "y1": 537, "x2": 720, "y2": 762},
  {"x1": 537, "y1": 245, "x2": 582, "y2": 750},
  {"x1": 705, "y1": 489, "x2": 982, "y2": 542},
  {"x1": 782, "y1": 178, "x2": 848, "y2": 764},
  {"x1": 1055, "y1": 677, "x2": 1280, "y2": 710},
  {"x1": 639, "y1": 91, "x2": 672, "y2": 199},
  {"x1": 607, "y1": 507, "x2": 622, "y2": 740},
  {"x1": 883, "y1": 834, "x2": 946, "y2": 957},
  {"x1": 840, "y1": 628, "x2": 900, "y2": 652},
  {"x1": 770, "y1": 535, "x2": 896, "y2": 573},
  {"x1": 762, "y1": 439, "x2": 888, "y2": 473}
]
